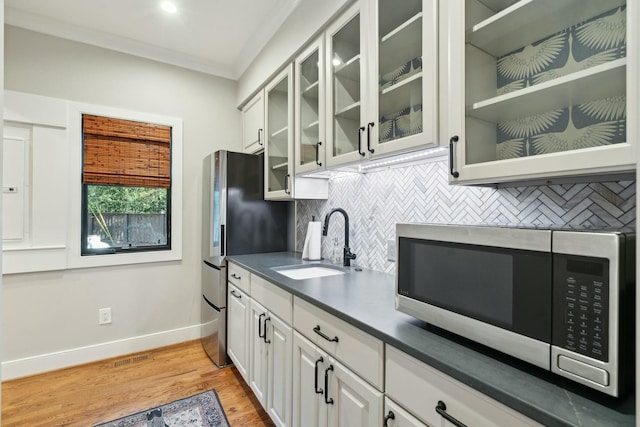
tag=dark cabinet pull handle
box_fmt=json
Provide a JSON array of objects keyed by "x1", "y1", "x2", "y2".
[
  {"x1": 258, "y1": 128, "x2": 263, "y2": 146},
  {"x1": 314, "y1": 357, "x2": 324, "y2": 394},
  {"x1": 324, "y1": 365, "x2": 334, "y2": 404},
  {"x1": 263, "y1": 317, "x2": 271, "y2": 344},
  {"x1": 230, "y1": 290, "x2": 241, "y2": 299},
  {"x1": 313, "y1": 325, "x2": 339, "y2": 342},
  {"x1": 436, "y1": 401, "x2": 468, "y2": 427},
  {"x1": 258, "y1": 313, "x2": 265, "y2": 339},
  {"x1": 231, "y1": 273, "x2": 241, "y2": 280},
  {"x1": 383, "y1": 410, "x2": 395, "y2": 427},
  {"x1": 449, "y1": 135, "x2": 460, "y2": 178},
  {"x1": 315, "y1": 141, "x2": 323, "y2": 166},
  {"x1": 367, "y1": 122, "x2": 375, "y2": 154},
  {"x1": 358, "y1": 126, "x2": 366, "y2": 156},
  {"x1": 284, "y1": 174, "x2": 291, "y2": 195}
]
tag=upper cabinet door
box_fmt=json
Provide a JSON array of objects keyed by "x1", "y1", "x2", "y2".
[
  {"x1": 295, "y1": 37, "x2": 326, "y2": 175},
  {"x1": 325, "y1": 0, "x2": 440, "y2": 169},
  {"x1": 242, "y1": 89, "x2": 265, "y2": 153},
  {"x1": 265, "y1": 64, "x2": 295, "y2": 200},
  {"x1": 325, "y1": 2, "x2": 369, "y2": 168},
  {"x1": 444, "y1": 0, "x2": 634, "y2": 186},
  {"x1": 369, "y1": 0, "x2": 439, "y2": 157}
]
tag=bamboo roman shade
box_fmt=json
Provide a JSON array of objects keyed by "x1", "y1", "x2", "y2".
[{"x1": 82, "y1": 114, "x2": 171, "y2": 188}]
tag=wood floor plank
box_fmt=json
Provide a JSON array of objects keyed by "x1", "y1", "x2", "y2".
[{"x1": 1, "y1": 340, "x2": 275, "y2": 426}]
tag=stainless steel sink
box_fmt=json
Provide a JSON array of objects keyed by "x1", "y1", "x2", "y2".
[{"x1": 271, "y1": 264, "x2": 346, "y2": 280}]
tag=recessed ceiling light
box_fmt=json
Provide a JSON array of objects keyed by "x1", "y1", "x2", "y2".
[{"x1": 160, "y1": 1, "x2": 177, "y2": 14}]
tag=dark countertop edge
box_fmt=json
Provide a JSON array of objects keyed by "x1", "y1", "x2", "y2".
[{"x1": 227, "y1": 252, "x2": 635, "y2": 427}]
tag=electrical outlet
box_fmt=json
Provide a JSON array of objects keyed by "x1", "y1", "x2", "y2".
[
  {"x1": 387, "y1": 239, "x2": 396, "y2": 262},
  {"x1": 99, "y1": 307, "x2": 112, "y2": 325}
]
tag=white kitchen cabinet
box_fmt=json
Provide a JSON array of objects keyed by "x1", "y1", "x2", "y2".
[
  {"x1": 227, "y1": 283, "x2": 250, "y2": 384},
  {"x1": 293, "y1": 296, "x2": 384, "y2": 389},
  {"x1": 295, "y1": 37, "x2": 326, "y2": 175},
  {"x1": 248, "y1": 274, "x2": 294, "y2": 427},
  {"x1": 386, "y1": 345, "x2": 542, "y2": 427},
  {"x1": 249, "y1": 298, "x2": 269, "y2": 406},
  {"x1": 443, "y1": 0, "x2": 635, "y2": 185},
  {"x1": 292, "y1": 331, "x2": 383, "y2": 427},
  {"x1": 383, "y1": 398, "x2": 429, "y2": 427},
  {"x1": 325, "y1": 0, "x2": 439, "y2": 169},
  {"x1": 265, "y1": 64, "x2": 328, "y2": 200},
  {"x1": 242, "y1": 89, "x2": 265, "y2": 153}
]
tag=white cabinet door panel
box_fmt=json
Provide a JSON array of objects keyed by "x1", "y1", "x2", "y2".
[
  {"x1": 227, "y1": 284, "x2": 250, "y2": 383},
  {"x1": 267, "y1": 313, "x2": 293, "y2": 427}
]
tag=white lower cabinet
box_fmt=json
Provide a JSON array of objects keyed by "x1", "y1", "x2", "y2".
[
  {"x1": 227, "y1": 283, "x2": 250, "y2": 383},
  {"x1": 293, "y1": 331, "x2": 383, "y2": 427},
  {"x1": 386, "y1": 345, "x2": 543, "y2": 427},
  {"x1": 384, "y1": 398, "x2": 428, "y2": 427},
  {"x1": 247, "y1": 276, "x2": 293, "y2": 427}
]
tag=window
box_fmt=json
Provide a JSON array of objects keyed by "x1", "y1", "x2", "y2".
[{"x1": 81, "y1": 114, "x2": 172, "y2": 255}]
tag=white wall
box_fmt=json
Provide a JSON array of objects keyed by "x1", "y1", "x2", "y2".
[
  {"x1": 2, "y1": 25, "x2": 241, "y2": 378},
  {"x1": 237, "y1": 0, "x2": 353, "y2": 107}
]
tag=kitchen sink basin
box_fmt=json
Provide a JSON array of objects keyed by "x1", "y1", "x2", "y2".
[{"x1": 272, "y1": 264, "x2": 346, "y2": 280}]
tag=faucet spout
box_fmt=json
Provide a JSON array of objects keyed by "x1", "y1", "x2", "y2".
[{"x1": 322, "y1": 208, "x2": 356, "y2": 267}]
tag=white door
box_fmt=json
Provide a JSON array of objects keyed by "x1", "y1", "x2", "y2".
[
  {"x1": 265, "y1": 65, "x2": 295, "y2": 200},
  {"x1": 227, "y1": 284, "x2": 250, "y2": 383},
  {"x1": 326, "y1": 358, "x2": 383, "y2": 427},
  {"x1": 266, "y1": 313, "x2": 293, "y2": 427},
  {"x1": 242, "y1": 90, "x2": 265, "y2": 153},
  {"x1": 369, "y1": 0, "x2": 439, "y2": 157},
  {"x1": 325, "y1": 1, "x2": 370, "y2": 168},
  {"x1": 293, "y1": 332, "x2": 329, "y2": 427},
  {"x1": 249, "y1": 298, "x2": 269, "y2": 407},
  {"x1": 295, "y1": 37, "x2": 326, "y2": 175}
]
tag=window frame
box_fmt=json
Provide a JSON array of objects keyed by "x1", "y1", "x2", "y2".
[{"x1": 67, "y1": 102, "x2": 183, "y2": 269}]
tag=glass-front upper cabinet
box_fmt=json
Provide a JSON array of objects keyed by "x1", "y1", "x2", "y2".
[
  {"x1": 295, "y1": 37, "x2": 326, "y2": 175},
  {"x1": 325, "y1": 0, "x2": 439, "y2": 168},
  {"x1": 265, "y1": 64, "x2": 294, "y2": 200},
  {"x1": 444, "y1": 0, "x2": 635, "y2": 186},
  {"x1": 326, "y1": 2, "x2": 366, "y2": 167},
  {"x1": 372, "y1": 0, "x2": 438, "y2": 157}
]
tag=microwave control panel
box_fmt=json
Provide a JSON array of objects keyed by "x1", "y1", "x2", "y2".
[{"x1": 552, "y1": 255, "x2": 609, "y2": 362}]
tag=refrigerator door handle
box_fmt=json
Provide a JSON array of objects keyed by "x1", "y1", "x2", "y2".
[{"x1": 220, "y1": 224, "x2": 225, "y2": 256}]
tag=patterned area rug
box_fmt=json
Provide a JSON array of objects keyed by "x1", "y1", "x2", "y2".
[{"x1": 93, "y1": 390, "x2": 230, "y2": 427}]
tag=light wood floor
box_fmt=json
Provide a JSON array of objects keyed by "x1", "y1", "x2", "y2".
[{"x1": 1, "y1": 340, "x2": 275, "y2": 426}]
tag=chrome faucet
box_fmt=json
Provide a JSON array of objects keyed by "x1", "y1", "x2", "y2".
[{"x1": 322, "y1": 208, "x2": 356, "y2": 267}]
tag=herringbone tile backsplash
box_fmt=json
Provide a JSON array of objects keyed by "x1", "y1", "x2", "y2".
[{"x1": 296, "y1": 159, "x2": 635, "y2": 274}]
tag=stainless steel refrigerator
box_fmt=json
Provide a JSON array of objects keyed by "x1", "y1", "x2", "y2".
[{"x1": 201, "y1": 150, "x2": 289, "y2": 367}]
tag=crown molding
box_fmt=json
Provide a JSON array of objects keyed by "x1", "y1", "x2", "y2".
[{"x1": 6, "y1": 7, "x2": 237, "y2": 80}]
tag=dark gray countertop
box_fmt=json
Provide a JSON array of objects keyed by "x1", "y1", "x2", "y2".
[{"x1": 228, "y1": 252, "x2": 635, "y2": 427}]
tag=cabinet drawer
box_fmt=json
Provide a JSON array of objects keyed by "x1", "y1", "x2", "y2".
[
  {"x1": 386, "y1": 346, "x2": 542, "y2": 427},
  {"x1": 251, "y1": 274, "x2": 292, "y2": 324},
  {"x1": 293, "y1": 296, "x2": 384, "y2": 390},
  {"x1": 228, "y1": 262, "x2": 250, "y2": 294},
  {"x1": 384, "y1": 397, "x2": 428, "y2": 427}
]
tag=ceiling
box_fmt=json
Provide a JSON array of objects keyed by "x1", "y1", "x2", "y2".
[{"x1": 5, "y1": 0, "x2": 300, "y2": 80}]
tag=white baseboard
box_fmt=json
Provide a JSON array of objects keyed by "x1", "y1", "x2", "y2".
[{"x1": 2, "y1": 324, "x2": 202, "y2": 381}]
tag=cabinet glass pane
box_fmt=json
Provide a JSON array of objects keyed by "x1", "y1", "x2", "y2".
[
  {"x1": 378, "y1": 0, "x2": 423, "y2": 145},
  {"x1": 331, "y1": 14, "x2": 361, "y2": 157},
  {"x1": 299, "y1": 49, "x2": 320, "y2": 167},
  {"x1": 267, "y1": 76, "x2": 289, "y2": 193},
  {"x1": 464, "y1": 0, "x2": 627, "y2": 165}
]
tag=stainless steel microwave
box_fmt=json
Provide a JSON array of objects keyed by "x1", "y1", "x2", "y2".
[{"x1": 395, "y1": 223, "x2": 635, "y2": 397}]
